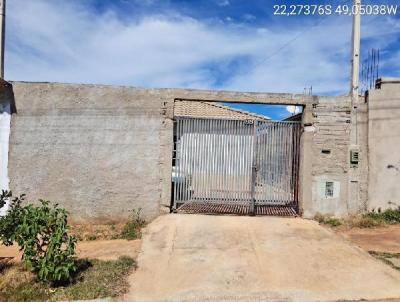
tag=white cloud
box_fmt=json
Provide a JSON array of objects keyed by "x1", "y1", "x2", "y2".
[
  {"x1": 216, "y1": 0, "x2": 230, "y2": 7},
  {"x1": 242, "y1": 14, "x2": 256, "y2": 22},
  {"x1": 6, "y1": 0, "x2": 400, "y2": 95},
  {"x1": 286, "y1": 105, "x2": 301, "y2": 115}
]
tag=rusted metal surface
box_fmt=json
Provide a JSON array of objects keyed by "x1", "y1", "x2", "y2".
[
  {"x1": 172, "y1": 117, "x2": 301, "y2": 215},
  {"x1": 177, "y1": 202, "x2": 297, "y2": 217}
]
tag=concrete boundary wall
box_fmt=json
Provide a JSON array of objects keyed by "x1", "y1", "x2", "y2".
[{"x1": 0, "y1": 81, "x2": 365, "y2": 221}]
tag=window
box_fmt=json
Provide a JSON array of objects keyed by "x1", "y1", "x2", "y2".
[{"x1": 325, "y1": 181, "x2": 334, "y2": 198}]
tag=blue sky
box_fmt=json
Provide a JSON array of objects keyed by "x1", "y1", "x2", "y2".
[{"x1": 6, "y1": 0, "x2": 400, "y2": 119}]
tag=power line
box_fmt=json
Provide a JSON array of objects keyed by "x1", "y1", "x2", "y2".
[
  {"x1": 252, "y1": 18, "x2": 327, "y2": 69},
  {"x1": 241, "y1": 0, "x2": 352, "y2": 76}
]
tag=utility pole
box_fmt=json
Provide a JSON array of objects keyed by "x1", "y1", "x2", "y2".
[
  {"x1": 348, "y1": 0, "x2": 362, "y2": 212},
  {"x1": 350, "y1": 0, "x2": 361, "y2": 145},
  {"x1": 350, "y1": 0, "x2": 361, "y2": 101},
  {"x1": 0, "y1": 0, "x2": 5, "y2": 79}
]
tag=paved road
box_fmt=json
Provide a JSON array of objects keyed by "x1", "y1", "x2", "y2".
[{"x1": 124, "y1": 214, "x2": 400, "y2": 302}]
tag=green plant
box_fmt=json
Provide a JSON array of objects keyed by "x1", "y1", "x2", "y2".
[
  {"x1": 0, "y1": 192, "x2": 26, "y2": 246},
  {"x1": 87, "y1": 234, "x2": 97, "y2": 241},
  {"x1": 323, "y1": 217, "x2": 342, "y2": 227},
  {"x1": 314, "y1": 214, "x2": 342, "y2": 227},
  {"x1": 0, "y1": 190, "x2": 12, "y2": 209},
  {"x1": 365, "y1": 207, "x2": 400, "y2": 224},
  {"x1": 369, "y1": 251, "x2": 400, "y2": 271},
  {"x1": 120, "y1": 208, "x2": 146, "y2": 240},
  {"x1": 0, "y1": 191, "x2": 77, "y2": 284}
]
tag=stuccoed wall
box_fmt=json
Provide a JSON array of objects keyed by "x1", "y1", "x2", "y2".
[
  {"x1": 4, "y1": 81, "x2": 366, "y2": 221},
  {"x1": 9, "y1": 82, "x2": 172, "y2": 222},
  {"x1": 301, "y1": 96, "x2": 358, "y2": 217},
  {"x1": 367, "y1": 78, "x2": 400, "y2": 211}
]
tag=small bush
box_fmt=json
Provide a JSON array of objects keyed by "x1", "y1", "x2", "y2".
[
  {"x1": 365, "y1": 207, "x2": 400, "y2": 224},
  {"x1": 120, "y1": 208, "x2": 146, "y2": 240},
  {"x1": 324, "y1": 217, "x2": 342, "y2": 227},
  {"x1": 315, "y1": 214, "x2": 342, "y2": 227},
  {"x1": 343, "y1": 208, "x2": 400, "y2": 228},
  {"x1": 0, "y1": 191, "x2": 77, "y2": 284}
]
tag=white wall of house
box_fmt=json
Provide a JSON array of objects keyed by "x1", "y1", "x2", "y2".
[{"x1": 0, "y1": 102, "x2": 10, "y2": 215}]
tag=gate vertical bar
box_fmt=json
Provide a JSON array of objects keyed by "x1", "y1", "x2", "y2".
[
  {"x1": 293, "y1": 124, "x2": 302, "y2": 213},
  {"x1": 250, "y1": 121, "x2": 257, "y2": 215},
  {"x1": 172, "y1": 119, "x2": 177, "y2": 211}
]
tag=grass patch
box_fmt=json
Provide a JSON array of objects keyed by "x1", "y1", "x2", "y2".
[
  {"x1": 87, "y1": 234, "x2": 98, "y2": 241},
  {"x1": 0, "y1": 256, "x2": 136, "y2": 302},
  {"x1": 120, "y1": 209, "x2": 146, "y2": 240},
  {"x1": 346, "y1": 208, "x2": 400, "y2": 228},
  {"x1": 315, "y1": 214, "x2": 342, "y2": 227},
  {"x1": 347, "y1": 215, "x2": 385, "y2": 228},
  {"x1": 365, "y1": 208, "x2": 400, "y2": 224},
  {"x1": 369, "y1": 251, "x2": 400, "y2": 271}
]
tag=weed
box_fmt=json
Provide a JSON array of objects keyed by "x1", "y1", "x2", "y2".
[
  {"x1": 315, "y1": 214, "x2": 342, "y2": 227},
  {"x1": 341, "y1": 208, "x2": 400, "y2": 229},
  {"x1": 365, "y1": 207, "x2": 400, "y2": 224},
  {"x1": 323, "y1": 218, "x2": 342, "y2": 227},
  {"x1": 369, "y1": 251, "x2": 400, "y2": 258},
  {"x1": 120, "y1": 209, "x2": 146, "y2": 240},
  {"x1": 87, "y1": 235, "x2": 97, "y2": 241},
  {"x1": 348, "y1": 215, "x2": 384, "y2": 228},
  {"x1": 369, "y1": 251, "x2": 400, "y2": 271}
]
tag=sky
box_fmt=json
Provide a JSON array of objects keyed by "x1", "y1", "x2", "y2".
[{"x1": 6, "y1": 0, "x2": 400, "y2": 119}]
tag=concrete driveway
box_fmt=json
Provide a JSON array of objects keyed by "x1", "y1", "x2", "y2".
[{"x1": 124, "y1": 214, "x2": 400, "y2": 302}]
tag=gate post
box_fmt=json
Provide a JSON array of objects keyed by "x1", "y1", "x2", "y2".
[{"x1": 250, "y1": 121, "x2": 257, "y2": 216}]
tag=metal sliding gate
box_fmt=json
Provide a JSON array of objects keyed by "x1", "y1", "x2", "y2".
[{"x1": 172, "y1": 117, "x2": 301, "y2": 216}]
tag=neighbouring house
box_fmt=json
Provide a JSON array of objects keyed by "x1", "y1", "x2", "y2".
[{"x1": 173, "y1": 100, "x2": 270, "y2": 120}]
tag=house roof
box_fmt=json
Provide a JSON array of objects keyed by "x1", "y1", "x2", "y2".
[
  {"x1": 282, "y1": 113, "x2": 302, "y2": 121},
  {"x1": 174, "y1": 101, "x2": 270, "y2": 121}
]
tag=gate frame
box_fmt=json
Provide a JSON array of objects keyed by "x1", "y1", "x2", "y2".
[{"x1": 171, "y1": 114, "x2": 304, "y2": 216}]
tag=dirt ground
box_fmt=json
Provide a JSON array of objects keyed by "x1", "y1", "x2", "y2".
[
  {"x1": 0, "y1": 239, "x2": 141, "y2": 262},
  {"x1": 0, "y1": 220, "x2": 141, "y2": 264},
  {"x1": 333, "y1": 224, "x2": 400, "y2": 253},
  {"x1": 70, "y1": 222, "x2": 127, "y2": 241}
]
